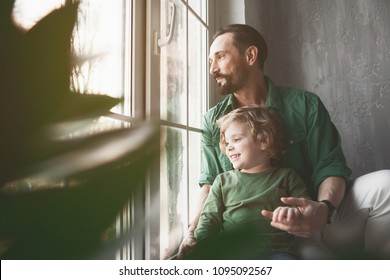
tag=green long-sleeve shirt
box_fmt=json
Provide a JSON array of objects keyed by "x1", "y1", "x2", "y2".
[
  {"x1": 195, "y1": 168, "x2": 309, "y2": 256},
  {"x1": 199, "y1": 77, "x2": 351, "y2": 198}
]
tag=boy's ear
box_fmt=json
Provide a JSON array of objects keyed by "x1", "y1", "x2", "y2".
[{"x1": 258, "y1": 139, "x2": 268, "y2": 151}]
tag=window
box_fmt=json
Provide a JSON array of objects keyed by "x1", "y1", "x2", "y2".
[
  {"x1": 13, "y1": 0, "x2": 144, "y2": 259},
  {"x1": 12, "y1": 0, "x2": 214, "y2": 260},
  {"x1": 153, "y1": 0, "x2": 212, "y2": 259}
]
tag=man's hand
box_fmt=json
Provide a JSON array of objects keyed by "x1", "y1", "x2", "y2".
[
  {"x1": 177, "y1": 233, "x2": 197, "y2": 259},
  {"x1": 261, "y1": 197, "x2": 328, "y2": 237}
]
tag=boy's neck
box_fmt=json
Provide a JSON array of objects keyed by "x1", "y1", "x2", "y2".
[{"x1": 240, "y1": 163, "x2": 276, "y2": 174}]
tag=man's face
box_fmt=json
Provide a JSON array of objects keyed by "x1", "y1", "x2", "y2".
[{"x1": 209, "y1": 33, "x2": 249, "y2": 96}]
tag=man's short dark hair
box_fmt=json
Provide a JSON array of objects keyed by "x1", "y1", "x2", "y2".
[{"x1": 213, "y1": 24, "x2": 268, "y2": 70}]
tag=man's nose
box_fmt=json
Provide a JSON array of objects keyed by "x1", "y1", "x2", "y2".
[{"x1": 209, "y1": 61, "x2": 219, "y2": 76}]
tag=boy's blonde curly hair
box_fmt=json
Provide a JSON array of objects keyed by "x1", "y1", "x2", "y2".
[{"x1": 216, "y1": 105, "x2": 287, "y2": 164}]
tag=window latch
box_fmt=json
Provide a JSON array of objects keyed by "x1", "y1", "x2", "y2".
[{"x1": 158, "y1": 1, "x2": 176, "y2": 47}]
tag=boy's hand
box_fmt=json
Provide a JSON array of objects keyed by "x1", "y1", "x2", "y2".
[
  {"x1": 261, "y1": 197, "x2": 328, "y2": 237},
  {"x1": 271, "y1": 205, "x2": 302, "y2": 223},
  {"x1": 177, "y1": 234, "x2": 197, "y2": 259}
]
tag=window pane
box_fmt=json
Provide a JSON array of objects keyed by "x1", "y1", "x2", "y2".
[
  {"x1": 13, "y1": 0, "x2": 131, "y2": 117},
  {"x1": 160, "y1": 126, "x2": 188, "y2": 259},
  {"x1": 188, "y1": 12, "x2": 207, "y2": 128},
  {"x1": 71, "y1": 0, "x2": 128, "y2": 115},
  {"x1": 188, "y1": 0, "x2": 208, "y2": 23},
  {"x1": 158, "y1": 0, "x2": 208, "y2": 260},
  {"x1": 160, "y1": 0, "x2": 187, "y2": 125}
]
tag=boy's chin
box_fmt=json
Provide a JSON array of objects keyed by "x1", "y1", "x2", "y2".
[{"x1": 232, "y1": 164, "x2": 241, "y2": 170}]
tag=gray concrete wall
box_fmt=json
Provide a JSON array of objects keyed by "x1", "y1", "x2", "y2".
[
  {"x1": 216, "y1": 0, "x2": 246, "y2": 26},
  {"x1": 245, "y1": 0, "x2": 390, "y2": 179}
]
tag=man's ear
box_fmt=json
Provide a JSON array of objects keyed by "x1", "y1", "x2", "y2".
[{"x1": 246, "y1": 46, "x2": 258, "y2": 66}]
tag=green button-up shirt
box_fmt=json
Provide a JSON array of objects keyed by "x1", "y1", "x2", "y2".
[{"x1": 199, "y1": 77, "x2": 351, "y2": 198}]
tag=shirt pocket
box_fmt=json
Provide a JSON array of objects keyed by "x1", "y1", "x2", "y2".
[
  {"x1": 284, "y1": 130, "x2": 307, "y2": 165},
  {"x1": 286, "y1": 130, "x2": 306, "y2": 146}
]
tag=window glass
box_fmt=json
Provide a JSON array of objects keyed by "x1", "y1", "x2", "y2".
[
  {"x1": 188, "y1": 0, "x2": 208, "y2": 22},
  {"x1": 13, "y1": 0, "x2": 130, "y2": 116},
  {"x1": 188, "y1": 12, "x2": 208, "y2": 128},
  {"x1": 158, "y1": 0, "x2": 209, "y2": 259},
  {"x1": 160, "y1": 126, "x2": 187, "y2": 259},
  {"x1": 71, "y1": 0, "x2": 128, "y2": 115},
  {"x1": 160, "y1": 0, "x2": 187, "y2": 125}
]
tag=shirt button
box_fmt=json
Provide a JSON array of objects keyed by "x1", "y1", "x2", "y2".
[{"x1": 289, "y1": 140, "x2": 294, "y2": 144}]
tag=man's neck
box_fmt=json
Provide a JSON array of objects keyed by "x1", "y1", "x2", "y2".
[{"x1": 234, "y1": 74, "x2": 268, "y2": 107}]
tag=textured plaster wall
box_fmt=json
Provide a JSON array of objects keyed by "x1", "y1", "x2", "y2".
[
  {"x1": 217, "y1": 0, "x2": 245, "y2": 26},
  {"x1": 246, "y1": 0, "x2": 390, "y2": 178}
]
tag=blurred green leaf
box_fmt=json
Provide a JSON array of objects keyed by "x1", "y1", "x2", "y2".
[{"x1": 0, "y1": 1, "x2": 159, "y2": 259}]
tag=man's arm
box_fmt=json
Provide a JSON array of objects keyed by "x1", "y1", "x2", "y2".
[
  {"x1": 317, "y1": 176, "x2": 345, "y2": 207},
  {"x1": 262, "y1": 176, "x2": 345, "y2": 237},
  {"x1": 262, "y1": 95, "x2": 349, "y2": 236}
]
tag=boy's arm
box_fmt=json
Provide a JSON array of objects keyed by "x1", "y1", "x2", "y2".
[
  {"x1": 187, "y1": 184, "x2": 212, "y2": 235},
  {"x1": 178, "y1": 180, "x2": 224, "y2": 258},
  {"x1": 177, "y1": 184, "x2": 211, "y2": 259}
]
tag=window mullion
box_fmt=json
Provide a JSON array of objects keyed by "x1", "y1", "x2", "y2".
[{"x1": 145, "y1": 0, "x2": 161, "y2": 260}]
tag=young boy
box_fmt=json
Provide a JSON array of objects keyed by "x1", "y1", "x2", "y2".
[{"x1": 182, "y1": 106, "x2": 311, "y2": 259}]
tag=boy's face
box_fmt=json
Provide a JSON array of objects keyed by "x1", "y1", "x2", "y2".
[{"x1": 224, "y1": 121, "x2": 270, "y2": 173}]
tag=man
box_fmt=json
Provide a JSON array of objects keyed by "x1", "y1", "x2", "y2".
[{"x1": 178, "y1": 24, "x2": 390, "y2": 259}]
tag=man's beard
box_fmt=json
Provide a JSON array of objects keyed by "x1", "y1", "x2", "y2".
[{"x1": 215, "y1": 69, "x2": 248, "y2": 96}]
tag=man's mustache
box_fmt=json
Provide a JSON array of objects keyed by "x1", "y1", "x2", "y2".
[{"x1": 213, "y1": 74, "x2": 229, "y2": 81}]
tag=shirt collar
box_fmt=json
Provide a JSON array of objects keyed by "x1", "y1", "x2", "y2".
[
  {"x1": 223, "y1": 76, "x2": 283, "y2": 113},
  {"x1": 264, "y1": 76, "x2": 283, "y2": 110},
  {"x1": 222, "y1": 94, "x2": 236, "y2": 115}
]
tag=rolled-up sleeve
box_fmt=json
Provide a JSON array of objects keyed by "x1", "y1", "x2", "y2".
[
  {"x1": 307, "y1": 96, "x2": 352, "y2": 190},
  {"x1": 199, "y1": 113, "x2": 223, "y2": 186}
]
